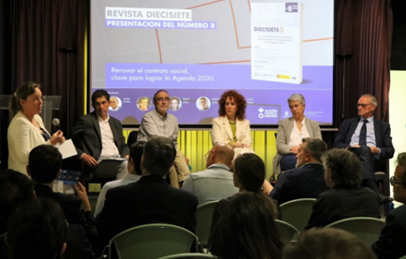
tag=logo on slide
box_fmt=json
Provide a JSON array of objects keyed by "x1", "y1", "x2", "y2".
[
  {"x1": 258, "y1": 108, "x2": 264, "y2": 119},
  {"x1": 285, "y1": 3, "x2": 299, "y2": 13}
]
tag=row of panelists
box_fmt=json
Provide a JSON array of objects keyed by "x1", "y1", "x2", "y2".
[
  {"x1": 7, "y1": 82, "x2": 393, "y2": 199},
  {"x1": 110, "y1": 94, "x2": 211, "y2": 112}
]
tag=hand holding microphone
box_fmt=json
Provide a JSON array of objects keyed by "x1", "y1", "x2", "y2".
[{"x1": 50, "y1": 118, "x2": 65, "y2": 145}]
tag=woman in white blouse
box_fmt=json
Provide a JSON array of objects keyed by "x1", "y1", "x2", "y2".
[
  {"x1": 273, "y1": 93, "x2": 322, "y2": 175},
  {"x1": 8, "y1": 82, "x2": 65, "y2": 175},
  {"x1": 212, "y1": 90, "x2": 254, "y2": 159}
]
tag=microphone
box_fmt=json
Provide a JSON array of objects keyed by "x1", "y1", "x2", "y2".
[{"x1": 52, "y1": 118, "x2": 61, "y2": 131}]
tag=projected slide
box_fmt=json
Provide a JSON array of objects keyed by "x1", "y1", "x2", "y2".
[{"x1": 91, "y1": 0, "x2": 334, "y2": 125}]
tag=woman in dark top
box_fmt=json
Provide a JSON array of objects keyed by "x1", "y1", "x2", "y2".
[
  {"x1": 211, "y1": 153, "x2": 280, "y2": 231},
  {"x1": 306, "y1": 149, "x2": 380, "y2": 229},
  {"x1": 210, "y1": 192, "x2": 284, "y2": 259}
]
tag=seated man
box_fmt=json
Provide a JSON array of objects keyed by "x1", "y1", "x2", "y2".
[
  {"x1": 138, "y1": 89, "x2": 190, "y2": 187},
  {"x1": 94, "y1": 141, "x2": 145, "y2": 217},
  {"x1": 182, "y1": 143, "x2": 238, "y2": 205},
  {"x1": 72, "y1": 89, "x2": 129, "y2": 180},
  {"x1": 97, "y1": 136, "x2": 198, "y2": 252},
  {"x1": 333, "y1": 94, "x2": 394, "y2": 203},
  {"x1": 305, "y1": 149, "x2": 380, "y2": 230},
  {"x1": 28, "y1": 145, "x2": 96, "y2": 256},
  {"x1": 269, "y1": 138, "x2": 329, "y2": 205},
  {"x1": 372, "y1": 152, "x2": 406, "y2": 259},
  {"x1": 6, "y1": 198, "x2": 68, "y2": 259}
]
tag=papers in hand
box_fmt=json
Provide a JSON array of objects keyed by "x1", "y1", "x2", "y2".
[{"x1": 55, "y1": 139, "x2": 78, "y2": 159}]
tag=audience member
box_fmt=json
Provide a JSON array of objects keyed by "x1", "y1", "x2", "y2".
[
  {"x1": 138, "y1": 89, "x2": 190, "y2": 187},
  {"x1": 269, "y1": 138, "x2": 329, "y2": 204},
  {"x1": 211, "y1": 153, "x2": 280, "y2": 230},
  {"x1": 72, "y1": 89, "x2": 129, "y2": 180},
  {"x1": 8, "y1": 81, "x2": 65, "y2": 175},
  {"x1": 273, "y1": 93, "x2": 321, "y2": 175},
  {"x1": 28, "y1": 144, "x2": 96, "y2": 258},
  {"x1": 209, "y1": 192, "x2": 284, "y2": 259},
  {"x1": 305, "y1": 148, "x2": 380, "y2": 229},
  {"x1": 333, "y1": 94, "x2": 394, "y2": 204},
  {"x1": 283, "y1": 228, "x2": 378, "y2": 259},
  {"x1": 372, "y1": 152, "x2": 406, "y2": 259},
  {"x1": 182, "y1": 143, "x2": 238, "y2": 205},
  {"x1": 6, "y1": 198, "x2": 68, "y2": 259},
  {"x1": 97, "y1": 136, "x2": 198, "y2": 253},
  {"x1": 94, "y1": 141, "x2": 145, "y2": 217}
]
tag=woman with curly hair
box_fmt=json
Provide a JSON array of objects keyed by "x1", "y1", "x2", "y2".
[{"x1": 211, "y1": 90, "x2": 254, "y2": 159}]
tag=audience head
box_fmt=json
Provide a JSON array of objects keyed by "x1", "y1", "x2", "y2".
[
  {"x1": 233, "y1": 153, "x2": 265, "y2": 192},
  {"x1": 153, "y1": 90, "x2": 170, "y2": 116},
  {"x1": 0, "y1": 169, "x2": 34, "y2": 233},
  {"x1": 92, "y1": 89, "x2": 110, "y2": 119},
  {"x1": 392, "y1": 152, "x2": 406, "y2": 203},
  {"x1": 323, "y1": 148, "x2": 362, "y2": 188},
  {"x1": 358, "y1": 94, "x2": 377, "y2": 119},
  {"x1": 142, "y1": 136, "x2": 176, "y2": 177},
  {"x1": 28, "y1": 145, "x2": 62, "y2": 184},
  {"x1": 296, "y1": 138, "x2": 327, "y2": 167},
  {"x1": 210, "y1": 192, "x2": 283, "y2": 259},
  {"x1": 287, "y1": 93, "x2": 306, "y2": 121},
  {"x1": 129, "y1": 141, "x2": 146, "y2": 175},
  {"x1": 282, "y1": 228, "x2": 377, "y2": 259},
  {"x1": 10, "y1": 81, "x2": 42, "y2": 117},
  {"x1": 205, "y1": 143, "x2": 234, "y2": 169},
  {"x1": 6, "y1": 198, "x2": 68, "y2": 259},
  {"x1": 218, "y1": 90, "x2": 247, "y2": 120}
]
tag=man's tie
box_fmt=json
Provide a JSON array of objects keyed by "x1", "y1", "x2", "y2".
[{"x1": 359, "y1": 120, "x2": 368, "y2": 146}]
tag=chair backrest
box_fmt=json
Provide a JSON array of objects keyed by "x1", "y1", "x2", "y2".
[
  {"x1": 279, "y1": 198, "x2": 316, "y2": 233},
  {"x1": 275, "y1": 219, "x2": 300, "y2": 245},
  {"x1": 157, "y1": 253, "x2": 217, "y2": 259},
  {"x1": 196, "y1": 200, "x2": 219, "y2": 248},
  {"x1": 324, "y1": 217, "x2": 385, "y2": 246},
  {"x1": 109, "y1": 223, "x2": 198, "y2": 259},
  {"x1": 398, "y1": 255, "x2": 406, "y2": 259}
]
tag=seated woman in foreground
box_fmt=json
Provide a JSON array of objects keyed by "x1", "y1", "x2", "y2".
[
  {"x1": 210, "y1": 192, "x2": 284, "y2": 259},
  {"x1": 212, "y1": 90, "x2": 254, "y2": 159},
  {"x1": 211, "y1": 153, "x2": 280, "y2": 231},
  {"x1": 305, "y1": 148, "x2": 380, "y2": 230}
]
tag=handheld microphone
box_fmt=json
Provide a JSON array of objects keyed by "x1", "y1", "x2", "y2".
[{"x1": 52, "y1": 118, "x2": 61, "y2": 131}]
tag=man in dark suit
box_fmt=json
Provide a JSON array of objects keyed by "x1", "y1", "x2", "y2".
[
  {"x1": 372, "y1": 152, "x2": 406, "y2": 259},
  {"x1": 97, "y1": 136, "x2": 198, "y2": 253},
  {"x1": 72, "y1": 89, "x2": 129, "y2": 180},
  {"x1": 333, "y1": 94, "x2": 394, "y2": 203},
  {"x1": 269, "y1": 138, "x2": 329, "y2": 205},
  {"x1": 28, "y1": 144, "x2": 95, "y2": 259}
]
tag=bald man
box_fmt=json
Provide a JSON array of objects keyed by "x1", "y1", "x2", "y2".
[{"x1": 182, "y1": 143, "x2": 238, "y2": 205}]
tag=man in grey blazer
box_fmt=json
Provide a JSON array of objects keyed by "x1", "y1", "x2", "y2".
[
  {"x1": 72, "y1": 90, "x2": 129, "y2": 180},
  {"x1": 273, "y1": 94, "x2": 322, "y2": 175}
]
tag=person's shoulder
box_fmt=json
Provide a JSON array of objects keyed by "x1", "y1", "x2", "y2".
[
  {"x1": 10, "y1": 112, "x2": 28, "y2": 125},
  {"x1": 388, "y1": 204, "x2": 406, "y2": 219}
]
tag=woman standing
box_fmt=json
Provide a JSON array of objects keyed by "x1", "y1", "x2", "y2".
[
  {"x1": 8, "y1": 82, "x2": 65, "y2": 175},
  {"x1": 212, "y1": 90, "x2": 254, "y2": 159}
]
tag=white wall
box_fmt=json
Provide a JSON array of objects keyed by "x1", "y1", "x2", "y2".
[{"x1": 388, "y1": 70, "x2": 406, "y2": 199}]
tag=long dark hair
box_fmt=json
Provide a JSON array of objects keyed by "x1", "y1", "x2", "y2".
[{"x1": 210, "y1": 192, "x2": 284, "y2": 259}]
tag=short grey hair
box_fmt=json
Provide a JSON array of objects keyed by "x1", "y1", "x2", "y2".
[
  {"x1": 302, "y1": 138, "x2": 327, "y2": 162},
  {"x1": 288, "y1": 93, "x2": 305, "y2": 106},
  {"x1": 360, "y1": 94, "x2": 377, "y2": 107}
]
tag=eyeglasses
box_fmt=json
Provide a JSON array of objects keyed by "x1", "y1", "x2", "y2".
[
  {"x1": 389, "y1": 176, "x2": 406, "y2": 187},
  {"x1": 357, "y1": 103, "x2": 373, "y2": 108},
  {"x1": 155, "y1": 97, "x2": 170, "y2": 102}
]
